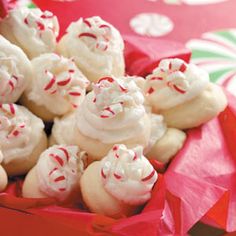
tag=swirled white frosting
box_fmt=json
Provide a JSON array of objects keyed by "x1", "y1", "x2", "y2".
[
  {"x1": 145, "y1": 58, "x2": 209, "y2": 110},
  {"x1": 76, "y1": 76, "x2": 148, "y2": 143},
  {"x1": 26, "y1": 53, "x2": 89, "y2": 115},
  {"x1": 58, "y1": 16, "x2": 125, "y2": 82},
  {"x1": 0, "y1": 7, "x2": 59, "y2": 58},
  {"x1": 36, "y1": 145, "x2": 85, "y2": 201},
  {"x1": 0, "y1": 36, "x2": 31, "y2": 103},
  {"x1": 0, "y1": 104, "x2": 44, "y2": 164},
  {"x1": 100, "y1": 144, "x2": 157, "y2": 205}
]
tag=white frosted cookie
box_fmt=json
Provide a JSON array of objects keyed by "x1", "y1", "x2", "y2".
[
  {"x1": 57, "y1": 16, "x2": 125, "y2": 83},
  {"x1": 22, "y1": 145, "x2": 86, "y2": 202},
  {"x1": 0, "y1": 36, "x2": 32, "y2": 103},
  {"x1": 146, "y1": 127, "x2": 186, "y2": 163},
  {"x1": 0, "y1": 103, "x2": 47, "y2": 176},
  {"x1": 51, "y1": 76, "x2": 152, "y2": 160},
  {"x1": 51, "y1": 75, "x2": 185, "y2": 163},
  {"x1": 21, "y1": 53, "x2": 89, "y2": 121},
  {"x1": 0, "y1": 151, "x2": 8, "y2": 192},
  {"x1": 161, "y1": 83, "x2": 227, "y2": 129},
  {"x1": 80, "y1": 145, "x2": 158, "y2": 218},
  {"x1": 145, "y1": 58, "x2": 227, "y2": 129},
  {"x1": 0, "y1": 7, "x2": 59, "y2": 59}
]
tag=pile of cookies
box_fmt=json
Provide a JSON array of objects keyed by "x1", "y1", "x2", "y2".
[{"x1": 0, "y1": 7, "x2": 227, "y2": 218}]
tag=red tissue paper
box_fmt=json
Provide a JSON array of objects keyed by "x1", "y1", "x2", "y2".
[
  {"x1": 0, "y1": 0, "x2": 7, "y2": 18},
  {"x1": 124, "y1": 35, "x2": 191, "y2": 77},
  {"x1": 162, "y1": 91, "x2": 236, "y2": 234}
]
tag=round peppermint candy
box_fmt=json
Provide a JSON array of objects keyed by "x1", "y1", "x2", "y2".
[
  {"x1": 130, "y1": 13, "x2": 174, "y2": 37},
  {"x1": 186, "y1": 29, "x2": 236, "y2": 87}
]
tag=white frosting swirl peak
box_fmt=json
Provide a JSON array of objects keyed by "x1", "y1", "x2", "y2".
[
  {"x1": 68, "y1": 16, "x2": 123, "y2": 53},
  {"x1": 0, "y1": 56, "x2": 23, "y2": 99},
  {"x1": 145, "y1": 58, "x2": 209, "y2": 110},
  {"x1": 93, "y1": 77, "x2": 144, "y2": 119},
  {"x1": 36, "y1": 145, "x2": 85, "y2": 201},
  {"x1": 0, "y1": 36, "x2": 31, "y2": 103},
  {"x1": 0, "y1": 104, "x2": 44, "y2": 164},
  {"x1": 100, "y1": 144, "x2": 158, "y2": 205},
  {"x1": 27, "y1": 53, "x2": 89, "y2": 115},
  {"x1": 0, "y1": 8, "x2": 59, "y2": 58},
  {"x1": 58, "y1": 16, "x2": 125, "y2": 83},
  {"x1": 76, "y1": 76, "x2": 148, "y2": 143}
]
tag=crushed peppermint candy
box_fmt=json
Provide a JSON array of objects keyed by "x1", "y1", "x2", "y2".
[
  {"x1": 23, "y1": 10, "x2": 58, "y2": 38},
  {"x1": 29, "y1": 54, "x2": 90, "y2": 111},
  {"x1": 100, "y1": 144, "x2": 158, "y2": 205},
  {"x1": 146, "y1": 58, "x2": 190, "y2": 95},
  {"x1": 0, "y1": 56, "x2": 22, "y2": 98},
  {"x1": 78, "y1": 17, "x2": 113, "y2": 52},
  {"x1": 0, "y1": 104, "x2": 27, "y2": 139},
  {"x1": 36, "y1": 145, "x2": 85, "y2": 200},
  {"x1": 92, "y1": 76, "x2": 145, "y2": 119}
]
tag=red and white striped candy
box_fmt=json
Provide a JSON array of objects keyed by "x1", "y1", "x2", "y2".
[
  {"x1": 43, "y1": 69, "x2": 78, "y2": 95},
  {"x1": 93, "y1": 77, "x2": 129, "y2": 119},
  {"x1": 97, "y1": 76, "x2": 114, "y2": 84},
  {"x1": 0, "y1": 75, "x2": 19, "y2": 96},
  {"x1": 97, "y1": 76, "x2": 127, "y2": 93},
  {"x1": 43, "y1": 70, "x2": 57, "y2": 94},
  {"x1": 79, "y1": 32, "x2": 97, "y2": 40},
  {"x1": 83, "y1": 19, "x2": 92, "y2": 28},
  {"x1": 100, "y1": 103, "x2": 122, "y2": 119},
  {"x1": 8, "y1": 75, "x2": 19, "y2": 93},
  {"x1": 101, "y1": 145, "x2": 157, "y2": 184},
  {"x1": 80, "y1": 18, "x2": 112, "y2": 51},
  {"x1": 67, "y1": 86, "x2": 83, "y2": 108},
  {"x1": 96, "y1": 41, "x2": 109, "y2": 51},
  {"x1": 24, "y1": 14, "x2": 46, "y2": 32},
  {"x1": 147, "y1": 59, "x2": 188, "y2": 95},
  {"x1": 48, "y1": 147, "x2": 74, "y2": 193},
  {"x1": 43, "y1": 67, "x2": 88, "y2": 109},
  {"x1": 40, "y1": 11, "x2": 54, "y2": 19},
  {"x1": 48, "y1": 166, "x2": 67, "y2": 192},
  {"x1": 0, "y1": 104, "x2": 16, "y2": 116},
  {"x1": 166, "y1": 73, "x2": 189, "y2": 94},
  {"x1": 141, "y1": 170, "x2": 156, "y2": 182},
  {"x1": 0, "y1": 59, "x2": 19, "y2": 96},
  {"x1": 7, "y1": 123, "x2": 26, "y2": 139},
  {"x1": 0, "y1": 104, "x2": 26, "y2": 139},
  {"x1": 100, "y1": 145, "x2": 157, "y2": 205}
]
